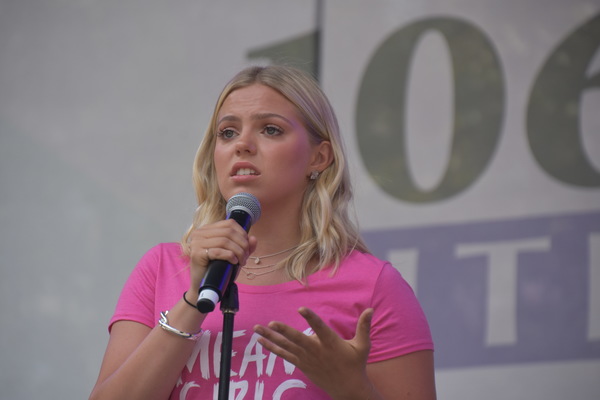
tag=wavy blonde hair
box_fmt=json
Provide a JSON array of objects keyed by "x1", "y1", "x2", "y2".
[{"x1": 181, "y1": 65, "x2": 368, "y2": 281}]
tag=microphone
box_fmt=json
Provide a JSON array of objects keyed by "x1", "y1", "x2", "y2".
[{"x1": 196, "y1": 192, "x2": 261, "y2": 313}]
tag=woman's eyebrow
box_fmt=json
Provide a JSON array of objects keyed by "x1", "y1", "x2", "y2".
[
  {"x1": 217, "y1": 112, "x2": 295, "y2": 126},
  {"x1": 251, "y1": 112, "x2": 293, "y2": 125},
  {"x1": 216, "y1": 115, "x2": 240, "y2": 125}
]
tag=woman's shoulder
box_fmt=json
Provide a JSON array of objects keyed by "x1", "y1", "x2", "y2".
[
  {"x1": 337, "y1": 250, "x2": 408, "y2": 286},
  {"x1": 141, "y1": 242, "x2": 187, "y2": 256},
  {"x1": 328, "y1": 250, "x2": 392, "y2": 281},
  {"x1": 342, "y1": 249, "x2": 392, "y2": 271},
  {"x1": 135, "y1": 242, "x2": 189, "y2": 271}
]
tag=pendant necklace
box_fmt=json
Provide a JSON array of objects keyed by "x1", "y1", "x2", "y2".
[
  {"x1": 249, "y1": 245, "x2": 297, "y2": 265},
  {"x1": 241, "y1": 263, "x2": 284, "y2": 280}
]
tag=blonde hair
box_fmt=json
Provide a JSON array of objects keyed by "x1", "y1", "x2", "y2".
[{"x1": 181, "y1": 65, "x2": 368, "y2": 281}]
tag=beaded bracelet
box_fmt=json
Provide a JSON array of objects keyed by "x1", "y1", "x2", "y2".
[{"x1": 158, "y1": 311, "x2": 203, "y2": 341}]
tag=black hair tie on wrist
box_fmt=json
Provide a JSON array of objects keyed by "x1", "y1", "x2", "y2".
[{"x1": 183, "y1": 291, "x2": 199, "y2": 311}]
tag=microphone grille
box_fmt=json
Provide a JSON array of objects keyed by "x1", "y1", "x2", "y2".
[{"x1": 226, "y1": 192, "x2": 261, "y2": 224}]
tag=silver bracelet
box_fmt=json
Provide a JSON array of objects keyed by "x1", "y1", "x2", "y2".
[{"x1": 158, "y1": 311, "x2": 203, "y2": 341}]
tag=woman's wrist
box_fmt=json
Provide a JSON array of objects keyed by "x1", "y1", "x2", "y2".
[
  {"x1": 183, "y1": 290, "x2": 200, "y2": 310},
  {"x1": 155, "y1": 292, "x2": 206, "y2": 337}
]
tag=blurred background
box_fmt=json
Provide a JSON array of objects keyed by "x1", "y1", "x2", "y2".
[{"x1": 1, "y1": 0, "x2": 599, "y2": 398}]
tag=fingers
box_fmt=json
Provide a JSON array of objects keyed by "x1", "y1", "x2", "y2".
[
  {"x1": 253, "y1": 308, "x2": 331, "y2": 356},
  {"x1": 253, "y1": 323, "x2": 306, "y2": 365},
  {"x1": 298, "y1": 307, "x2": 337, "y2": 346},
  {"x1": 354, "y1": 308, "x2": 374, "y2": 352},
  {"x1": 298, "y1": 307, "x2": 373, "y2": 348},
  {"x1": 252, "y1": 308, "x2": 326, "y2": 365},
  {"x1": 253, "y1": 307, "x2": 374, "y2": 396},
  {"x1": 187, "y1": 219, "x2": 252, "y2": 287},
  {"x1": 191, "y1": 220, "x2": 250, "y2": 262},
  {"x1": 255, "y1": 307, "x2": 374, "y2": 350}
]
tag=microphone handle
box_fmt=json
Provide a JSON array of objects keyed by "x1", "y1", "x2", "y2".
[
  {"x1": 196, "y1": 259, "x2": 237, "y2": 313},
  {"x1": 196, "y1": 209, "x2": 252, "y2": 313}
]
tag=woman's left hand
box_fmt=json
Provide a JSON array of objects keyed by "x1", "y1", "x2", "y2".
[{"x1": 253, "y1": 307, "x2": 378, "y2": 400}]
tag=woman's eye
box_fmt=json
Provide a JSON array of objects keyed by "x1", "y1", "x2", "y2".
[
  {"x1": 217, "y1": 128, "x2": 237, "y2": 139},
  {"x1": 263, "y1": 125, "x2": 283, "y2": 136}
]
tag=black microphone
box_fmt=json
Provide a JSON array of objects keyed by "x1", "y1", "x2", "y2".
[{"x1": 196, "y1": 192, "x2": 261, "y2": 313}]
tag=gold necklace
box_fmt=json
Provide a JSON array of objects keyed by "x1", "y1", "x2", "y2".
[
  {"x1": 249, "y1": 245, "x2": 297, "y2": 264},
  {"x1": 241, "y1": 263, "x2": 284, "y2": 279},
  {"x1": 242, "y1": 262, "x2": 278, "y2": 270}
]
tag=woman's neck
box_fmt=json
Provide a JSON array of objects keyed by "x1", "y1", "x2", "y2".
[
  {"x1": 237, "y1": 221, "x2": 300, "y2": 287},
  {"x1": 250, "y1": 221, "x2": 301, "y2": 257},
  {"x1": 248, "y1": 200, "x2": 304, "y2": 256}
]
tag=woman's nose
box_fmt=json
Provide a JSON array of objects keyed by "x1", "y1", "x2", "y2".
[{"x1": 234, "y1": 131, "x2": 257, "y2": 155}]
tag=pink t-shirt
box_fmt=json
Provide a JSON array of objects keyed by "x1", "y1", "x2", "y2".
[{"x1": 110, "y1": 243, "x2": 433, "y2": 399}]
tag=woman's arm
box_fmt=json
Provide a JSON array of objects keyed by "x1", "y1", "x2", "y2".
[
  {"x1": 89, "y1": 295, "x2": 206, "y2": 400},
  {"x1": 367, "y1": 350, "x2": 436, "y2": 400},
  {"x1": 90, "y1": 219, "x2": 256, "y2": 400}
]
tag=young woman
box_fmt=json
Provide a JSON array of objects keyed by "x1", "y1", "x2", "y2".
[{"x1": 90, "y1": 65, "x2": 436, "y2": 400}]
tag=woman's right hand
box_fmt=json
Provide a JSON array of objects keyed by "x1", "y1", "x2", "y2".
[{"x1": 187, "y1": 219, "x2": 257, "y2": 292}]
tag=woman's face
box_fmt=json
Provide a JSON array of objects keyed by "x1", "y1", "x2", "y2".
[{"x1": 213, "y1": 84, "x2": 328, "y2": 211}]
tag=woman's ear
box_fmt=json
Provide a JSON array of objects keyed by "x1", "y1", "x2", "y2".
[{"x1": 308, "y1": 140, "x2": 334, "y2": 175}]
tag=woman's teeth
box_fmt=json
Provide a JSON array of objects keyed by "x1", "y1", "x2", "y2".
[{"x1": 236, "y1": 168, "x2": 257, "y2": 176}]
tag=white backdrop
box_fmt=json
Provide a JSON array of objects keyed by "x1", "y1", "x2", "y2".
[{"x1": 1, "y1": 1, "x2": 599, "y2": 399}]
